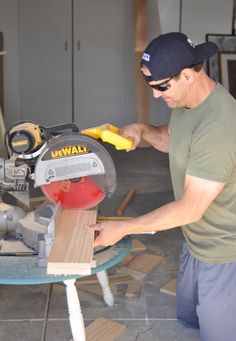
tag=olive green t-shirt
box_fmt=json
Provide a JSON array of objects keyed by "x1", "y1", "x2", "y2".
[{"x1": 169, "y1": 83, "x2": 236, "y2": 263}]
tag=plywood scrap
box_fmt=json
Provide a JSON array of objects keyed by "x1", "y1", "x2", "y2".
[
  {"x1": 119, "y1": 253, "x2": 136, "y2": 267},
  {"x1": 116, "y1": 253, "x2": 164, "y2": 279},
  {"x1": 86, "y1": 317, "x2": 127, "y2": 341},
  {"x1": 160, "y1": 278, "x2": 176, "y2": 296},
  {"x1": 116, "y1": 266, "x2": 146, "y2": 280},
  {"x1": 125, "y1": 280, "x2": 142, "y2": 298},
  {"x1": 78, "y1": 284, "x2": 118, "y2": 297},
  {"x1": 127, "y1": 253, "x2": 164, "y2": 273},
  {"x1": 130, "y1": 239, "x2": 147, "y2": 253},
  {"x1": 76, "y1": 274, "x2": 134, "y2": 286},
  {"x1": 47, "y1": 208, "x2": 96, "y2": 275}
]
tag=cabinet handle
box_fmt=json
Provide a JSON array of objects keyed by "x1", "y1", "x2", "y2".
[
  {"x1": 64, "y1": 41, "x2": 68, "y2": 51},
  {"x1": 77, "y1": 41, "x2": 80, "y2": 50}
]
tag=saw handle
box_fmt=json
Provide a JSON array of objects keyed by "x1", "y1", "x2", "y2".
[
  {"x1": 81, "y1": 124, "x2": 133, "y2": 150},
  {"x1": 46, "y1": 123, "x2": 79, "y2": 134}
]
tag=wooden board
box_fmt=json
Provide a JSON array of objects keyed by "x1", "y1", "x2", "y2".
[
  {"x1": 133, "y1": 0, "x2": 150, "y2": 134},
  {"x1": 125, "y1": 280, "x2": 142, "y2": 298},
  {"x1": 160, "y1": 278, "x2": 176, "y2": 296},
  {"x1": 47, "y1": 208, "x2": 96, "y2": 275},
  {"x1": 116, "y1": 266, "x2": 146, "y2": 280},
  {"x1": 131, "y1": 239, "x2": 147, "y2": 253},
  {"x1": 76, "y1": 274, "x2": 134, "y2": 286},
  {"x1": 126, "y1": 253, "x2": 164, "y2": 273},
  {"x1": 86, "y1": 317, "x2": 126, "y2": 341},
  {"x1": 78, "y1": 284, "x2": 118, "y2": 297},
  {"x1": 0, "y1": 32, "x2": 3, "y2": 112},
  {"x1": 119, "y1": 253, "x2": 136, "y2": 267}
]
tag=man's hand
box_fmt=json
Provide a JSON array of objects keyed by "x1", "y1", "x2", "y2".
[
  {"x1": 87, "y1": 221, "x2": 127, "y2": 247},
  {"x1": 120, "y1": 123, "x2": 169, "y2": 153},
  {"x1": 120, "y1": 123, "x2": 144, "y2": 151}
]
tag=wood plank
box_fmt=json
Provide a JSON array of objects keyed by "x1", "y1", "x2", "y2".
[
  {"x1": 116, "y1": 266, "x2": 146, "y2": 280},
  {"x1": 0, "y1": 32, "x2": 4, "y2": 113},
  {"x1": 78, "y1": 284, "x2": 118, "y2": 297},
  {"x1": 125, "y1": 280, "x2": 142, "y2": 298},
  {"x1": 133, "y1": 0, "x2": 150, "y2": 142},
  {"x1": 160, "y1": 278, "x2": 176, "y2": 296},
  {"x1": 126, "y1": 253, "x2": 164, "y2": 273},
  {"x1": 47, "y1": 208, "x2": 96, "y2": 275},
  {"x1": 119, "y1": 253, "x2": 136, "y2": 267},
  {"x1": 76, "y1": 274, "x2": 134, "y2": 286},
  {"x1": 131, "y1": 239, "x2": 147, "y2": 253},
  {"x1": 86, "y1": 317, "x2": 126, "y2": 341}
]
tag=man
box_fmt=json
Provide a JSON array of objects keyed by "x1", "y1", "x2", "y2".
[{"x1": 88, "y1": 32, "x2": 236, "y2": 340}]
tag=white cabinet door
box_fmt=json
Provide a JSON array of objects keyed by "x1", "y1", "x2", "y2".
[
  {"x1": 73, "y1": 0, "x2": 135, "y2": 129},
  {"x1": 18, "y1": 0, "x2": 72, "y2": 126}
]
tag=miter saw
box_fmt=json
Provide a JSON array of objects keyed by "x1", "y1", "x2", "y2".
[{"x1": 0, "y1": 121, "x2": 132, "y2": 266}]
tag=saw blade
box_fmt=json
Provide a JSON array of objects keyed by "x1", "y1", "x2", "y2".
[
  {"x1": 34, "y1": 133, "x2": 117, "y2": 209},
  {"x1": 41, "y1": 176, "x2": 106, "y2": 209}
]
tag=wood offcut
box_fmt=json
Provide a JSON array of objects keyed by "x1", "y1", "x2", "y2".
[
  {"x1": 133, "y1": 0, "x2": 150, "y2": 148},
  {"x1": 0, "y1": 32, "x2": 4, "y2": 112},
  {"x1": 86, "y1": 317, "x2": 126, "y2": 341}
]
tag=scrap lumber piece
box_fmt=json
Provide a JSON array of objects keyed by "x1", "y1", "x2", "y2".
[
  {"x1": 131, "y1": 239, "x2": 147, "y2": 253},
  {"x1": 160, "y1": 278, "x2": 176, "y2": 296},
  {"x1": 124, "y1": 253, "x2": 164, "y2": 273},
  {"x1": 119, "y1": 253, "x2": 136, "y2": 267},
  {"x1": 116, "y1": 187, "x2": 136, "y2": 216},
  {"x1": 78, "y1": 284, "x2": 118, "y2": 297},
  {"x1": 116, "y1": 266, "x2": 146, "y2": 280},
  {"x1": 125, "y1": 280, "x2": 142, "y2": 298},
  {"x1": 76, "y1": 274, "x2": 134, "y2": 286},
  {"x1": 133, "y1": 0, "x2": 149, "y2": 125},
  {"x1": 47, "y1": 208, "x2": 96, "y2": 275},
  {"x1": 117, "y1": 253, "x2": 164, "y2": 279},
  {"x1": 0, "y1": 32, "x2": 4, "y2": 112},
  {"x1": 86, "y1": 317, "x2": 127, "y2": 341}
]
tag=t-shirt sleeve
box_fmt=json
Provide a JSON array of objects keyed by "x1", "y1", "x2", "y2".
[{"x1": 186, "y1": 121, "x2": 236, "y2": 183}]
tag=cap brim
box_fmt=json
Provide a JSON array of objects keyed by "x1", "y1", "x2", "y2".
[{"x1": 195, "y1": 41, "x2": 218, "y2": 62}]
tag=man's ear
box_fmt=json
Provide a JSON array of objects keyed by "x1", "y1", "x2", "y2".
[{"x1": 181, "y1": 68, "x2": 193, "y2": 82}]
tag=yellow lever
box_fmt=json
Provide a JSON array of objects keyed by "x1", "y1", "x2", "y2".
[{"x1": 81, "y1": 123, "x2": 133, "y2": 150}]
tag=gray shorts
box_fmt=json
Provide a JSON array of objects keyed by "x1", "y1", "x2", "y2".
[{"x1": 177, "y1": 242, "x2": 236, "y2": 341}]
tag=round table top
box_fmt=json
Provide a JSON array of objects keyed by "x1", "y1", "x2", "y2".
[{"x1": 0, "y1": 238, "x2": 131, "y2": 285}]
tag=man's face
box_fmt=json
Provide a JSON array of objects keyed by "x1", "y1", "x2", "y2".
[{"x1": 141, "y1": 65, "x2": 187, "y2": 109}]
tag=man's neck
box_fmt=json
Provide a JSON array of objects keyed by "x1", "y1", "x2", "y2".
[{"x1": 185, "y1": 72, "x2": 216, "y2": 109}]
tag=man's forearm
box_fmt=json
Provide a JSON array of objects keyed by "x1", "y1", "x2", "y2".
[
  {"x1": 141, "y1": 124, "x2": 169, "y2": 152},
  {"x1": 117, "y1": 197, "x2": 201, "y2": 235}
]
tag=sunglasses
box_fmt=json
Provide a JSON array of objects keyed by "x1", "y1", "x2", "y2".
[{"x1": 142, "y1": 74, "x2": 173, "y2": 92}]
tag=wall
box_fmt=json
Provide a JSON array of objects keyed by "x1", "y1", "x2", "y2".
[
  {"x1": 0, "y1": 0, "x2": 234, "y2": 128},
  {"x1": 0, "y1": 0, "x2": 20, "y2": 127}
]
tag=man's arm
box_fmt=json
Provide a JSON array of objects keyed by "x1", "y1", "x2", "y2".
[
  {"x1": 89, "y1": 175, "x2": 224, "y2": 247},
  {"x1": 120, "y1": 123, "x2": 169, "y2": 153}
]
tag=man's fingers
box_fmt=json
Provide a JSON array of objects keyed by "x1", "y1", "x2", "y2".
[{"x1": 86, "y1": 224, "x2": 102, "y2": 231}]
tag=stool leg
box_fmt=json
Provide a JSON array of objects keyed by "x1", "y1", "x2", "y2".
[
  {"x1": 63, "y1": 279, "x2": 85, "y2": 341},
  {"x1": 96, "y1": 270, "x2": 114, "y2": 306}
]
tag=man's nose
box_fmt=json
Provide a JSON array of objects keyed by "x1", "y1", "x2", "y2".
[{"x1": 152, "y1": 89, "x2": 163, "y2": 98}]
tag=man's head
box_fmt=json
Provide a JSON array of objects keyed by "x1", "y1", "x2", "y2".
[
  {"x1": 140, "y1": 32, "x2": 218, "y2": 108},
  {"x1": 140, "y1": 32, "x2": 218, "y2": 81}
]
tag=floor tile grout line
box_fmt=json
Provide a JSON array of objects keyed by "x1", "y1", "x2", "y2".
[
  {"x1": 0, "y1": 318, "x2": 179, "y2": 322},
  {"x1": 41, "y1": 283, "x2": 53, "y2": 341}
]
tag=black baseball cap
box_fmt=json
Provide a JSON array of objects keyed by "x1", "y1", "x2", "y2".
[{"x1": 141, "y1": 32, "x2": 218, "y2": 80}]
